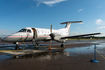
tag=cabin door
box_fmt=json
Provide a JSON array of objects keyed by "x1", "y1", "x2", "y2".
[{"x1": 32, "y1": 28, "x2": 37, "y2": 39}]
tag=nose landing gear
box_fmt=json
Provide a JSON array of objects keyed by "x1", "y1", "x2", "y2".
[{"x1": 14, "y1": 42, "x2": 20, "y2": 50}]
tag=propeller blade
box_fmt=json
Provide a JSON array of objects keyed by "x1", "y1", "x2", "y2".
[
  {"x1": 49, "y1": 24, "x2": 52, "y2": 39},
  {"x1": 50, "y1": 24, "x2": 52, "y2": 33},
  {"x1": 50, "y1": 24, "x2": 54, "y2": 40}
]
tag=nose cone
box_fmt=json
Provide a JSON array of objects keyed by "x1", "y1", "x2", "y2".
[
  {"x1": 1, "y1": 34, "x2": 15, "y2": 42},
  {"x1": 1, "y1": 33, "x2": 22, "y2": 42},
  {"x1": 1, "y1": 37, "x2": 9, "y2": 42}
]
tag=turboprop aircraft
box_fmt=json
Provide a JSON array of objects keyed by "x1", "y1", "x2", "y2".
[{"x1": 1, "y1": 21, "x2": 101, "y2": 49}]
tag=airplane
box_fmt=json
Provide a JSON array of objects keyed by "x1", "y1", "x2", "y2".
[{"x1": 1, "y1": 21, "x2": 101, "y2": 49}]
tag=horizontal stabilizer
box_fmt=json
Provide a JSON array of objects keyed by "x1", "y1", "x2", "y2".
[
  {"x1": 61, "y1": 21, "x2": 83, "y2": 24},
  {"x1": 61, "y1": 33, "x2": 101, "y2": 39}
]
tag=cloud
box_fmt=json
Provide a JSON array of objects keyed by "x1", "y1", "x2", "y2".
[
  {"x1": 37, "y1": 2, "x2": 41, "y2": 6},
  {"x1": 96, "y1": 19, "x2": 105, "y2": 29},
  {"x1": 79, "y1": 23, "x2": 83, "y2": 24},
  {"x1": 78, "y1": 9, "x2": 83, "y2": 12},
  {"x1": 76, "y1": 27, "x2": 80, "y2": 29},
  {"x1": 0, "y1": 29, "x2": 14, "y2": 33},
  {"x1": 97, "y1": 26, "x2": 105, "y2": 29},
  {"x1": 95, "y1": 19, "x2": 104, "y2": 25},
  {"x1": 95, "y1": 19, "x2": 105, "y2": 25},
  {"x1": 34, "y1": 0, "x2": 66, "y2": 6},
  {"x1": 0, "y1": 29, "x2": 15, "y2": 37}
]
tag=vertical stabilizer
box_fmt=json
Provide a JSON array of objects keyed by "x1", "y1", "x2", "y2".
[{"x1": 61, "y1": 21, "x2": 83, "y2": 34}]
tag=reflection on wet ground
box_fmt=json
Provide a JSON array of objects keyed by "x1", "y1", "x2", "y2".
[
  {"x1": 11, "y1": 51, "x2": 68, "y2": 59},
  {"x1": 65, "y1": 45, "x2": 94, "y2": 56},
  {"x1": 65, "y1": 41, "x2": 105, "y2": 56},
  {"x1": 65, "y1": 45, "x2": 104, "y2": 55},
  {"x1": 0, "y1": 50, "x2": 70, "y2": 62},
  {"x1": 0, "y1": 54, "x2": 11, "y2": 62},
  {"x1": 0, "y1": 40, "x2": 105, "y2": 62}
]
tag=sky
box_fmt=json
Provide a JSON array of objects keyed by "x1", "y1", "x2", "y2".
[{"x1": 0, "y1": 0, "x2": 105, "y2": 37}]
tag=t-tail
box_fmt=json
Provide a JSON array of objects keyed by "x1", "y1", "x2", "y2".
[{"x1": 61, "y1": 21, "x2": 83, "y2": 35}]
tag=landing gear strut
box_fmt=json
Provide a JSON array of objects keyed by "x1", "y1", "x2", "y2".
[
  {"x1": 15, "y1": 42, "x2": 20, "y2": 50},
  {"x1": 32, "y1": 39, "x2": 39, "y2": 48}
]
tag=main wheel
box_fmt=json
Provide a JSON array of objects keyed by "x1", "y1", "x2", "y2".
[{"x1": 61, "y1": 43, "x2": 65, "y2": 48}]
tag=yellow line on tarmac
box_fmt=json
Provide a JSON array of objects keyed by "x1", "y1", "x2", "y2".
[
  {"x1": 0, "y1": 45, "x2": 61, "y2": 53},
  {"x1": 0, "y1": 50, "x2": 23, "y2": 52},
  {"x1": 96, "y1": 50, "x2": 105, "y2": 60}
]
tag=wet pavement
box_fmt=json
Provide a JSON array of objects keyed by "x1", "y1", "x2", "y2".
[{"x1": 0, "y1": 40, "x2": 105, "y2": 70}]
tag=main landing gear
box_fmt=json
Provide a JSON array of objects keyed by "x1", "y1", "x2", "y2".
[
  {"x1": 61, "y1": 43, "x2": 65, "y2": 48},
  {"x1": 32, "y1": 39, "x2": 39, "y2": 48}
]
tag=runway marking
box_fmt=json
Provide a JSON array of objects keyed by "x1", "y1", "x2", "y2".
[{"x1": 96, "y1": 50, "x2": 105, "y2": 60}]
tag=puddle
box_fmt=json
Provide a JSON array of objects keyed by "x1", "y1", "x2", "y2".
[
  {"x1": 64, "y1": 43, "x2": 105, "y2": 56},
  {"x1": 64, "y1": 45, "x2": 94, "y2": 56},
  {"x1": 0, "y1": 54, "x2": 11, "y2": 62}
]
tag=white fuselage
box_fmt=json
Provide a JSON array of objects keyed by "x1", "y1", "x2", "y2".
[{"x1": 2, "y1": 27, "x2": 69, "y2": 42}]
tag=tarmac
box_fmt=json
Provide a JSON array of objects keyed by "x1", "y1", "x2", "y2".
[{"x1": 0, "y1": 40, "x2": 105, "y2": 70}]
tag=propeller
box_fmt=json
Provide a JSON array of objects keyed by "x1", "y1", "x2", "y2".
[
  {"x1": 50, "y1": 24, "x2": 52, "y2": 33},
  {"x1": 49, "y1": 24, "x2": 54, "y2": 48},
  {"x1": 50, "y1": 24, "x2": 55, "y2": 40}
]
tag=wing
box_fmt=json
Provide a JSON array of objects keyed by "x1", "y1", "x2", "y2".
[{"x1": 61, "y1": 33, "x2": 101, "y2": 39}]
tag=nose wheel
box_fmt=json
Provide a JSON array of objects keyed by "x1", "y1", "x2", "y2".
[
  {"x1": 14, "y1": 42, "x2": 20, "y2": 50},
  {"x1": 15, "y1": 44, "x2": 19, "y2": 50}
]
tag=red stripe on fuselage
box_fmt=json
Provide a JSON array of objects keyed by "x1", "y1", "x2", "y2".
[
  {"x1": 7, "y1": 36, "x2": 50, "y2": 38},
  {"x1": 7, "y1": 36, "x2": 33, "y2": 37}
]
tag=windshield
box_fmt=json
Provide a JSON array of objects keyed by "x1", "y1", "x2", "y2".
[{"x1": 18, "y1": 29, "x2": 27, "y2": 32}]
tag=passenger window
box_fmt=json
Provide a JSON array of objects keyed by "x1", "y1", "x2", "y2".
[{"x1": 27, "y1": 30, "x2": 31, "y2": 33}]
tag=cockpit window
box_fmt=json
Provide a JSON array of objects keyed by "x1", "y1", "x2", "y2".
[
  {"x1": 19, "y1": 29, "x2": 27, "y2": 32},
  {"x1": 27, "y1": 29, "x2": 31, "y2": 33}
]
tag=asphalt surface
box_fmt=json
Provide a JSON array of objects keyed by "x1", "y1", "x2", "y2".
[{"x1": 0, "y1": 40, "x2": 105, "y2": 70}]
